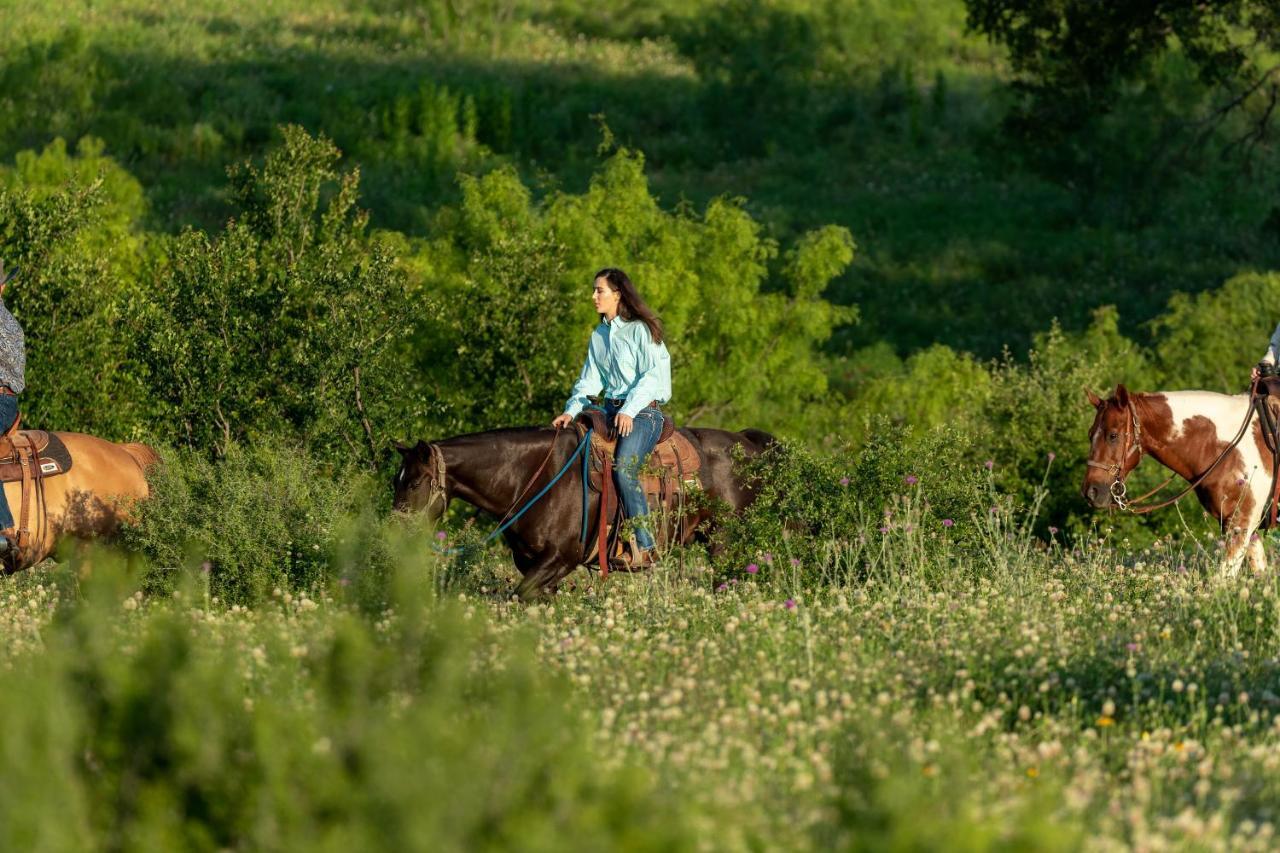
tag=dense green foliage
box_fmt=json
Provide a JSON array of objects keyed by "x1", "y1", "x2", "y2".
[
  {"x1": 4, "y1": 0, "x2": 1280, "y2": 546},
  {"x1": 0, "y1": 556, "x2": 697, "y2": 849},
  {"x1": 965, "y1": 0, "x2": 1280, "y2": 189}
]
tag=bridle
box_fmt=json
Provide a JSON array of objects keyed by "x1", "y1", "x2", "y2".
[
  {"x1": 1085, "y1": 400, "x2": 1145, "y2": 508},
  {"x1": 400, "y1": 444, "x2": 449, "y2": 516},
  {"x1": 406, "y1": 435, "x2": 564, "y2": 526}
]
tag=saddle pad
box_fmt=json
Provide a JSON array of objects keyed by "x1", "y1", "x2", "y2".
[{"x1": 0, "y1": 432, "x2": 72, "y2": 483}]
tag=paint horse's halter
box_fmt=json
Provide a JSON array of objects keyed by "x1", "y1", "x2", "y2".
[
  {"x1": 1086, "y1": 400, "x2": 1145, "y2": 509},
  {"x1": 1087, "y1": 381, "x2": 1262, "y2": 514}
]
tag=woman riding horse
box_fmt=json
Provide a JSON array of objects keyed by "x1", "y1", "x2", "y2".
[{"x1": 551, "y1": 268, "x2": 671, "y2": 571}]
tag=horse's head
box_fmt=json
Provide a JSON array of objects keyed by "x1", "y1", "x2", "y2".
[
  {"x1": 392, "y1": 440, "x2": 448, "y2": 518},
  {"x1": 1082, "y1": 384, "x2": 1144, "y2": 508}
]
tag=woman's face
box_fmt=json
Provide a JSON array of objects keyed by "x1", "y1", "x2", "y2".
[{"x1": 592, "y1": 276, "x2": 621, "y2": 318}]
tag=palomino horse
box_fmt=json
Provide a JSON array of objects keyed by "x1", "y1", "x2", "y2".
[
  {"x1": 1082, "y1": 384, "x2": 1273, "y2": 576},
  {"x1": 392, "y1": 424, "x2": 775, "y2": 597},
  {"x1": 0, "y1": 432, "x2": 157, "y2": 570}
]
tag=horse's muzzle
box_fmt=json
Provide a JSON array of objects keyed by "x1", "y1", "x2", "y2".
[{"x1": 1083, "y1": 481, "x2": 1111, "y2": 508}]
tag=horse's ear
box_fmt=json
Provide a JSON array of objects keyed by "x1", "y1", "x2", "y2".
[
  {"x1": 1114, "y1": 384, "x2": 1130, "y2": 407},
  {"x1": 393, "y1": 441, "x2": 411, "y2": 456},
  {"x1": 1085, "y1": 387, "x2": 1103, "y2": 408}
]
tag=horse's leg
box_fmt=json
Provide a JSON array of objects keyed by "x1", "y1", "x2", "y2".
[
  {"x1": 514, "y1": 551, "x2": 575, "y2": 600},
  {"x1": 1220, "y1": 522, "x2": 1252, "y2": 578},
  {"x1": 1247, "y1": 533, "x2": 1268, "y2": 574}
]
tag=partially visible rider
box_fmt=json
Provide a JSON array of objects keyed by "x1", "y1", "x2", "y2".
[
  {"x1": 0, "y1": 261, "x2": 25, "y2": 560},
  {"x1": 1252, "y1": 322, "x2": 1280, "y2": 384}
]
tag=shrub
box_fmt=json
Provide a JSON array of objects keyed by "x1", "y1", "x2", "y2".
[
  {"x1": 122, "y1": 440, "x2": 367, "y2": 605},
  {"x1": 714, "y1": 421, "x2": 991, "y2": 583}
]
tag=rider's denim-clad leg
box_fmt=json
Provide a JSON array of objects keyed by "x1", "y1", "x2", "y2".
[
  {"x1": 605, "y1": 400, "x2": 663, "y2": 551},
  {"x1": 0, "y1": 394, "x2": 18, "y2": 530}
]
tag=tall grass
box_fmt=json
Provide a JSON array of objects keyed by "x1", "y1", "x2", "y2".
[{"x1": 7, "y1": 481, "x2": 1280, "y2": 848}]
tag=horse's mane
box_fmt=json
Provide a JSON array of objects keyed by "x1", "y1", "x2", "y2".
[{"x1": 438, "y1": 425, "x2": 566, "y2": 446}]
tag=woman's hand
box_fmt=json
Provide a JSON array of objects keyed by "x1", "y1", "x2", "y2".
[
  {"x1": 552, "y1": 413, "x2": 573, "y2": 429},
  {"x1": 616, "y1": 414, "x2": 634, "y2": 437}
]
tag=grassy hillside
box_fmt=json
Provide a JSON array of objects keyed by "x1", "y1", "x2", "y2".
[{"x1": 8, "y1": 0, "x2": 1280, "y2": 360}]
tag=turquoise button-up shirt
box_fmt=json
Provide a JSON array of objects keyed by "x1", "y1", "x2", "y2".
[{"x1": 563, "y1": 315, "x2": 672, "y2": 419}]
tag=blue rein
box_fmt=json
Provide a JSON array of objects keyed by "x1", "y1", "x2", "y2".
[{"x1": 435, "y1": 428, "x2": 594, "y2": 556}]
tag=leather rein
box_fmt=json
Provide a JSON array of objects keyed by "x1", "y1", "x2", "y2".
[
  {"x1": 421, "y1": 436, "x2": 562, "y2": 530},
  {"x1": 1087, "y1": 381, "x2": 1261, "y2": 514}
]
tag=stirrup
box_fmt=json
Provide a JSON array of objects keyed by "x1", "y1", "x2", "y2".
[{"x1": 609, "y1": 539, "x2": 657, "y2": 571}]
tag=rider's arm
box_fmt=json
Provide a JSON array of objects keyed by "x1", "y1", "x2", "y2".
[
  {"x1": 620, "y1": 331, "x2": 671, "y2": 419},
  {"x1": 563, "y1": 335, "x2": 605, "y2": 418}
]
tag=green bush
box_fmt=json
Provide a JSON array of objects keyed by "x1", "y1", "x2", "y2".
[
  {"x1": 129, "y1": 126, "x2": 415, "y2": 468},
  {"x1": 0, "y1": 554, "x2": 697, "y2": 850},
  {"x1": 714, "y1": 422, "x2": 991, "y2": 583},
  {"x1": 0, "y1": 137, "x2": 154, "y2": 439},
  {"x1": 122, "y1": 440, "x2": 368, "y2": 605}
]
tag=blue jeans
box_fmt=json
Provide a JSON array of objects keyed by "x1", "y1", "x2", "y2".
[
  {"x1": 603, "y1": 400, "x2": 663, "y2": 551},
  {"x1": 0, "y1": 395, "x2": 17, "y2": 529}
]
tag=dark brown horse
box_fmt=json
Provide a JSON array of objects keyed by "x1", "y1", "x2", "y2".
[{"x1": 393, "y1": 424, "x2": 775, "y2": 597}]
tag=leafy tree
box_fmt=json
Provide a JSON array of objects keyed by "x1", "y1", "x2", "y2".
[
  {"x1": 0, "y1": 137, "x2": 152, "y2": 438},
  {"x1": 130, "y1": 126, "x2": 415, "y2": 469},
  {"x1": 965, "y1": 0, "x2": 1280, "y2": 190},
  {"x1": 416, "y1": 147, "x2": 856, "y2": 435},
  {"x1": 1148, "y1": 271, "x2": 1280, "y2": 393}
]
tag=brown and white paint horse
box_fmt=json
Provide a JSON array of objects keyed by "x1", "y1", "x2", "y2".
[{"x1": 1083, "y1": 384, "x2": 1273, "y2": 576}]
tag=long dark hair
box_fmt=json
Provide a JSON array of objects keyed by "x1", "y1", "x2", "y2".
[{"x1": 595, "y1": 267, "x2": 665, "y2": 344}]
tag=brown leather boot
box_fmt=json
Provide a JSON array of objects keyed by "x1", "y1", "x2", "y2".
[{"x1": 609, "y1": 542, "x2": 658, "y2": 572}]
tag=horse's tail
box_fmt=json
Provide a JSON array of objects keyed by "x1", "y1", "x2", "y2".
[
  {"x1": 122, "y1": 442, "x2": 160, "y2": 472},
  {"x1": 739, "y1": 429, "x2": 779, "y2": 452}
]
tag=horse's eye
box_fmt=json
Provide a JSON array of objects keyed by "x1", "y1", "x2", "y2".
[{"x1": 1108, "y1": 432, "x2": 1118, "y2": 443}]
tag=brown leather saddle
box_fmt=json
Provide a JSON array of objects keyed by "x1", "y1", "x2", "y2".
[
  {"x1": 573, "y1": 408, "x2": 702, "y2": 569},
  {"x1": 0, "y1": 430, "x2": 71, "y2": 482},
  {"x1": 0, "y1": 428, "x2": 71, "y2": 566}
]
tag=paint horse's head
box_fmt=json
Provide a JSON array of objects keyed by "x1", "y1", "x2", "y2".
[
  {"x1": 1082, "y1": 384, "x2": 1144, "y2": 509},
  {"x1": 391, "y1": 440, "x2": 449, "y2": 520}
]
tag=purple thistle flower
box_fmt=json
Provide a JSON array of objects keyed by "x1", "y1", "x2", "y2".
[
  {"x1": 717, "y1": 583, "x2": 728, "y2": 592},
  {"x1": 879, "y1": 526, "x2": 890, "y2": 534},
  {"x1": 746, "y1": 563, "x2": 759, "y2": 575},
  {"x1": 941, "y1": 518, "x2": 954, "y2": 528},
  {"x1": 1125, "y1": 642, "x2": 1139, "y2": 652},
  {"x1": 789, "y1": 557, "x2": 801, "y2": 568},
  {"x1": 839, "y1": 476, "x2": 850, "y2": 487},
  {"x1": 1048, "y1": 526, "x2": 1059, "y2": 535},
  {"x1": 984, "y1": 459, "x2": 994, "y2": 470},
  {"x1": 435, "y1": 531, "x2": 447, "y2": 541},
  {"x1": 905, "y1": 474, "x2": 918, "y2": 486},
  {"x1": 784, "y1": 599, "x2": 797, "y2": 610},
  {"x1": 1047, "y1": 452, "x2": 1056, "y2": 462},
  {"x1": 763, "y1": 552, "x2": 774, "y2": 565}
]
